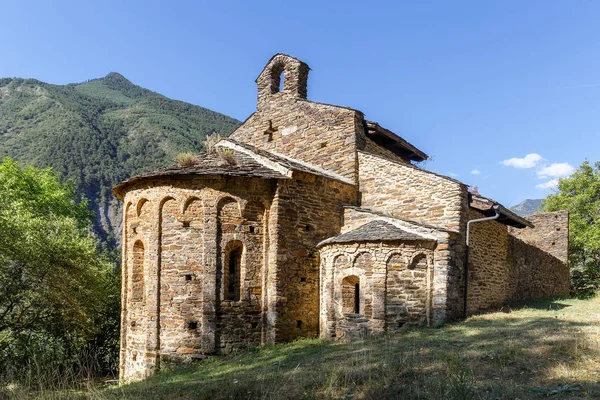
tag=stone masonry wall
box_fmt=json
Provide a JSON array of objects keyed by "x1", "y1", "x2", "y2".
[
  {"x1": 466, "y1": 209, "x2": 511, "y2": 313},
  {"x1": 357, "y1": 151, "x2": 469, "y2": 320},
  {"x1": 357, "y1": 151, "x2": 465, "y2": 231},
  {"x1": 507, "y1": 211, "x2": 570, "y2": 299},
  {"x1": 319, "y1": 241, "x2": 435, "y2": 341},
  {"x1": 507, "y1": 235, "x2": 570, "y2": 299},
  {"x1": 271, "y1": 173, "x2": 357, "y2": 342},
  {"x1": 508, "y1": 211, "x2": 569, "y2": 263},
  {"x1": 466, "y1": 209, "x2": 570, "y2": 315},
  {"x1": 230, "y1": 54, "x2": 362, "y2": 183},
  {"x1": 120, "y1": 175, "x2": 276, "y2": 382},
  {"x1": 230, "y1": 99, "x2": 361, "y2": 184},
  {"x1": 338, "y1": 208, "x2": 465, "y2": 323}
]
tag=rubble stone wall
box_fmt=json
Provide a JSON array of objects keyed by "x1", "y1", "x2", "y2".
[
  {"x1": 466, "y1": 209, "x2": 511, "y2": 313},
  {"x1": 272, "y1": 173, "x2": 357, "y2": 342},
  {"x1": 357, "y1": 151, "x2": 466, "y2": 231},
  {"x1": 466, "y1": 210, "x2": 570, "y2": 314},
  {"x1": 508, "y1": 211, "x2": 569, "y2": 263},
  {"x1": 119, "y1": 176, "x2": 276, "y2": 382}
]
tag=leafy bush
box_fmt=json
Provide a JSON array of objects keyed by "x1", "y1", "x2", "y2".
[
  {"x1": 541, "y1": 161, "x2": 600, "y2": 297},
  {"x1": 0, "y1": 158, "x2": 119, "y2": 384}
]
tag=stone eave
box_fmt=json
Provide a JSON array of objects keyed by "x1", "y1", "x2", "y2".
[
  {"x1": 469, "y1": 193, "x2": 534, "y2": 229},
  {"x1": 365, "y1": 120, "x2": 428, "y2": 162}
]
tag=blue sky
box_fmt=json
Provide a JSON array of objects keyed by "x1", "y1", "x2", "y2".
[{"x1": 2, "y1": 1, "x2": 599, "y2": 206}]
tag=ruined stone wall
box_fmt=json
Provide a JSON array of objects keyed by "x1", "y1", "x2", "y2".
[
  {"x1": 507, "y1": 235, "x2": 570, "y2": 299},
  {"x1": 319, "y1": 241, "x2": 435, "y2": 340},
  {"x1": 507, "y1": 211, "x2": 570, "y2": 299},
  {"x1": 508, "y1": 211, "x2": 569, "y2": 263},
  {"x1": 357, "y1": 151, "x2": 466, "y2": 231},
  {"x1": 466, "y1": 209, "x2": 511, "y2": 313},
  {"x1": 272, "y1": 173, "x2": 357, "y2": 342},
  {"x1": 465, "y1": 209, "x2": 570, "y2": 315},
  {"x1": 120, "y1": 176, "x2": 276, "y2": 382}
]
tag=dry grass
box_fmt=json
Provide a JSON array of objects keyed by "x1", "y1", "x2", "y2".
[
  {"x1": 215, "y1": 147, "x2": 236, "y2": 165},
  {"x1": 6, "y1": 295, "x2": 599, "y2": 399},
  {"x1": 175, "y1": 152, "x2": 197, "y2": 168},
  {"x1": 203, "y1": 133, "x2": 223, "y2": 154}
]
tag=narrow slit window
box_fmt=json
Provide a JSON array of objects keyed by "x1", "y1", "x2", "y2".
[
  {"x1": 227, "y1": 247, "x2": 242, "y2": 301},
  {"x1": 354, "y1": 283, "x2": 360, "y2": 314}
]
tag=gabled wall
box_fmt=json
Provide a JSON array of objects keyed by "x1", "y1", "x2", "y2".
[
  {"x1": 230, "y1": 54, "x2": 362, "y2": 183},
  {"x1": 357, "y1": 151, "x2": 467, "y2": 231}
]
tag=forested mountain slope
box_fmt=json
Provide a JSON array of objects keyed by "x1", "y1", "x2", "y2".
[{"x1": 0, "y1": 73, "x2": 240, "y2": 249}]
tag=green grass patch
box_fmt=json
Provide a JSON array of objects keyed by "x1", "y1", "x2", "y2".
[{"x1": 5, "y1": 295, "x2": 600, "y2": 399}]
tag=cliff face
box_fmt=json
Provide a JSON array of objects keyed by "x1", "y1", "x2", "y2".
[{"x1": 0, "y1": 74, "x2": 240, "y2": 248}]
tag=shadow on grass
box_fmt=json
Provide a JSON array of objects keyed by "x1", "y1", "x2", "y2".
[
  {"x1": 506, "y1": 296, "x2": 573, "y2": 311},
  {"x1": 108, "y1": 298, "x2": 599, "y2": 400}
]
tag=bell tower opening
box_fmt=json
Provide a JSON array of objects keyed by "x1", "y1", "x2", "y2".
[{"x1": 256, "y1": 54, "x2": 310, "y2": 109}]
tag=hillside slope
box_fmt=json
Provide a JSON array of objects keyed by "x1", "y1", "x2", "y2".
[
  {"x1": 510, "y1": 198, "x2": 543, "y2": 216},
  {"x1": 0, "y1": 73, "x2": 240, "y2": 249}
]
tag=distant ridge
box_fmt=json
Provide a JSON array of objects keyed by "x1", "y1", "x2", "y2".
[
  {"x1": 509, "y1": 199, "x2": 543, "y2": 217},
  {"x1": 0, "y1": 73, "x2": 240, "y2": 249}
]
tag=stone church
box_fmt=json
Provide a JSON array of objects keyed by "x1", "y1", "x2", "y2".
[{"x1": 113, "y1": 54, "x2": 570, "y2": 382}]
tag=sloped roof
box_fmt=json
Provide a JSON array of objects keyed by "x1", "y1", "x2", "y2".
[
  {"x1": 470, "y1": 193, "x2": 534, "y2": 228},
  {"x1": 112, "y1": 150, "x2": 289, "y2": 200},
  {"x1": 317, "y1": 220, "x2": 435, "y2": 247},
  {"x1": 113, "y1": 138, "x2": 356, "y2": 200},
  {"x1": 365, "y1": 121, "x2": 428, "y2": 162}
]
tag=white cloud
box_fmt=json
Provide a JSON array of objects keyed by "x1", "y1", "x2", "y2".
[
  {"x1": 536, "y1": 179, "x2": 559, "y2": 190},
  {"x1": 501, "y1": 153, "x2": 544, "y2": 169},
  {"x1": 471, "y1": 169, "x2": 481, "y2": 175},
  {"x1": 537, "y1": 163, "x2": 575, "y2": 178},
  {"x1": 447, "y1": 172, "x2": 459, "y2": 178}
]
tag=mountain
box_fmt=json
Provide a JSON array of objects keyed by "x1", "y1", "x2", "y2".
[
  {"x1": 509, "y1": 199, "x2": 543, "y2": 217},
  {"x1": 0, "y1": 73, "x2": 240, "y2": 250}
]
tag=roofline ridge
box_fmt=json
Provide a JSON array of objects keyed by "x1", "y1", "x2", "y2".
[{"x1": 217, "y1": 140, "x2": 293, "y2": 178}]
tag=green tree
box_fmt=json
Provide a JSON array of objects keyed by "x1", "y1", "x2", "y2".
[
  {"x1": 0, "y1": 158, "x2": 118, "y2": 376},
  {"x1": 542, "y1": 160, "x2": 600, "y2": 297}
]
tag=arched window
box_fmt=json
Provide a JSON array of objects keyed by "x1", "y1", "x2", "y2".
[
  {"x1": 342, "y1": 275, "x2": 360, "y2": 314},
  {"x1": 131, "y1": 241, "x2": 145, "y2": 302},
  {"x1": 409, "y1": 254, "x2": 427, "y2": 270},
  {"x1": 225, "y1": 244, "x2": 242, "y2": 301}
]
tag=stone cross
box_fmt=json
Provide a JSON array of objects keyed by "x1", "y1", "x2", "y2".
[{"x1": 263, "y1": 120, "x2": 277, "y2": 141}]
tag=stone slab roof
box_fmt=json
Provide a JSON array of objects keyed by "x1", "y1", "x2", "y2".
[
  {"x1": 317, "y1": 220, "x2": 435, "y2": 247},
  {"x1": 113, "y1": 137, "x2": 356, "y2": 200},
  {"x1": 112, "y1": 150, "x2": 289, "y2": 200},
  {"x1": 365, "y1": 121, "x2": 428, "y2": 162}
]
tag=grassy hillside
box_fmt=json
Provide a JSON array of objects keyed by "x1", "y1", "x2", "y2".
[
  {"x1": 47, "y1": 296, "x2": 585, "y2": 399},
  {"x1": 0, "y1": 74, "x2": 240, "y2": 249},
  {"x1": 3, "y1": 295, "x2": 599, "y2": 398}
]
